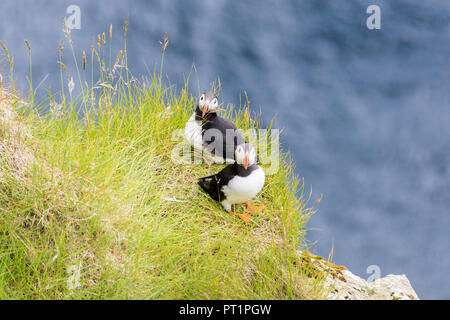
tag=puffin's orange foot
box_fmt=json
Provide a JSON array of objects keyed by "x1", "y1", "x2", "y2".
[
  {"x1": 245, "y1": 201, "x2": 265, "y2": 212},
  {"x1": 230, "y1": 211, "x2": 253, "y2": 223}
]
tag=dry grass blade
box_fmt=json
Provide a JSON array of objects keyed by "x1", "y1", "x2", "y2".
[{"x1": 82, "y1": 51, "x2": 86, "y2": 71}]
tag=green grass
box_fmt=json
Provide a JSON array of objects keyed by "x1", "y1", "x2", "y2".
[{"x1": 0, "y1": 23, "x2": 327, "y2": 299}]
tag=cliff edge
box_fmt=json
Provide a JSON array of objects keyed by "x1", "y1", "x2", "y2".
[{"x1": 0, "y1": 78, "x2": 419, "y2": 299}]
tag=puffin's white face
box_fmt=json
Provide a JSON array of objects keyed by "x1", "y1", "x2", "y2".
[
  {"x1": 199, "y1": 92, "x2": 218, "y2": 117},
  {"x1": 235, "y1": 144, "x2": 257, "y2": 170}
]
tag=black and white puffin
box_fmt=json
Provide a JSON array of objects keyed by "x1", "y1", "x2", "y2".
[
  {"x1": 198, "y1": 143, "x2": 265, "y2": 223},
  {"x1": 184, "y1": 91, "x2": 245, "y2": 163}
]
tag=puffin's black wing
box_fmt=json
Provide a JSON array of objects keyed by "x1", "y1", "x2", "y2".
[
  {"x1": 202, "y1": 116, "x2": 245, "y2": 160},
  {"x1": 198, "y1": 164, "x2": 237, "y2": 202},
  {"x1": 198, "y1": 178, "x2": 220, "y2": 201}
]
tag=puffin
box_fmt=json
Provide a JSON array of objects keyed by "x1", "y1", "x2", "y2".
[
  {"x1": 198, "y1": 143, "x2": 265, "y2": 223},
  {"x1": 184, "y1": 91, "x2": 245, "y2": 163}
]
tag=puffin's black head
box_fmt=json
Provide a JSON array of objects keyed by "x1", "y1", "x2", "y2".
[
  {"x1": 198, "y1": 92, "x2": 218, "y2": 118},
  {"x1": 235, "y1": 143, "x2": 257, "y2": 170}
]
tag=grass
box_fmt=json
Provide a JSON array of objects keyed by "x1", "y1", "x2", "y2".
[{"x1": 0, "y1": 21, "x2": 327, "y2": 299}]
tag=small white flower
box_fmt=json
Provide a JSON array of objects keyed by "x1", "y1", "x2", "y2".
[
  {"x1": 50, "y1": 101, "x2": 63, "y2": 118},
  {"x1": 162, "y1": 197, "x2": 185, "y2": 202},
  {"x1": 159, "y1": 105, "x2": 173, "y2": 119},
  {"x1": 68, "y1": 77, "x2": 75, "y2": 96}
]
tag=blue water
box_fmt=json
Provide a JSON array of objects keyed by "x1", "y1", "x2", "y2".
[{"x1": 1, "y1": 0, "x2": 449, "y2": 299}]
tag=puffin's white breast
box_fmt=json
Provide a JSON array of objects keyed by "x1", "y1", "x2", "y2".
[
  {"x1": 221, "y1": 166, "x2": 265, "y2": 204},
  {"x1": 184, "y1": 113, "x2": 235, "y2": 164},
  {"x1": 184, "y1": 113, "x2": 202, "y2": 148}
]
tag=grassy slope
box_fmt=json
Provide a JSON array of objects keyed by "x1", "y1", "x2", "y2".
[{"x1": 0, "y1": 30, "x2": 326, "y2": 299}]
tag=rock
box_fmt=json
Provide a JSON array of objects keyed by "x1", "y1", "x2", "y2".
[
  {"x1": 298, "y1": 250, "x2": 419, "y2": 300},
  {"x1": 368, "y1": 274, "x2": 419, "y2": 300},
  {"x1": 325, "y1": 269, "x2": 419, "y2": 300}
]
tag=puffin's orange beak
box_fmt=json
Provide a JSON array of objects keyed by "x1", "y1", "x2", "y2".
[
  {"x1": 244, "y1": 153, "x2": 248, "y2": 170},
  {"x1": 202, "y1": 104, "x2": 208, "y2": 118}
]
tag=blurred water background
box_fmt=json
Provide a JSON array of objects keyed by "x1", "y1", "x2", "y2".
[{"x1": 1, "y1": 0, "x2": 449, "y2": 299}]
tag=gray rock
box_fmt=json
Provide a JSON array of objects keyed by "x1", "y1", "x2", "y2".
[
  {"x1": 325, "y1": 267, "x2": 419, "y2": 300},
  {"x1": 298, "y1": 250, "x2": 419, "y2": 300}
]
